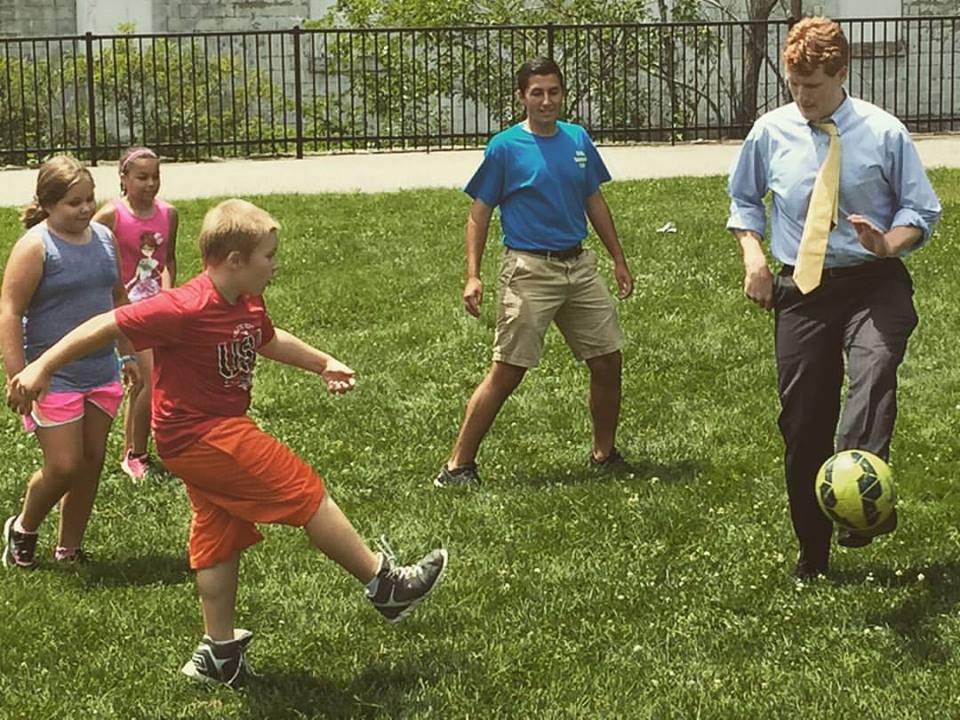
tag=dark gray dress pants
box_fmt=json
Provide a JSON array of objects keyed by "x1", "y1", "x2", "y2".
[{"x1": 773, "y1": 258, "x2": 918, "y2": 570}]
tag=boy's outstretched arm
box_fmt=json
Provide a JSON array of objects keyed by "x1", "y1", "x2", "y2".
[
  {"x1": 258, "y1": 328, "x2": 355, "y2": 394},
  {"x1": 7, "y1": 310, "x2": 127, "y2": 413}
]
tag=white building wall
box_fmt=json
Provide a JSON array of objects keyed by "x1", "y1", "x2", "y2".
[{"x1": 76, "y1": 0, "x2": 153, "y2": 34}]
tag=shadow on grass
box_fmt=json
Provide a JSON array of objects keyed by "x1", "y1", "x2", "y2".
[
  {"x1": 832, "y1": 560, "x2": 960, "y2": 664},
  {"x1": 244, "y1": 657, "x2": 447, "y2": 718},
  {"x1": 521, "y1": 457, "x2": 703, "y2": 487},
  {"x1": 62, "y1": 552, "x2": 192, "y2": 589}
]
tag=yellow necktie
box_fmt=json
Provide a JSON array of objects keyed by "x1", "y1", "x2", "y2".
[{"x1": 793, "y1": 121, "x2": 840, "y2": 294}]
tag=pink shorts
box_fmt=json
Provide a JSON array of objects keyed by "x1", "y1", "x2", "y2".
[{"x1": 22, "y1": 380, "x2": 124, "y2": 433}]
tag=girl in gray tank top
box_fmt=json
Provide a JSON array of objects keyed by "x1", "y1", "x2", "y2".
[
  {"x1": 1, "y1": 156, "x2": 140, "y2": 570},
  {"x1": 23, "y1": 221, "x2": 120, "y2": 392}
]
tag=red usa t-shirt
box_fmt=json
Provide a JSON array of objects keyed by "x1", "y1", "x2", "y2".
[{"x1": 114, "y1": 273, "x2": 276, "y2": 458}]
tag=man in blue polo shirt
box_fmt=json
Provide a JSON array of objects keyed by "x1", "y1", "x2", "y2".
[
  {"x1": 726, "y1": 17, "x2": 941, "y2": 578},
  {"x1": 434, "y1": 56, "x2": 634, "y2": 487}
]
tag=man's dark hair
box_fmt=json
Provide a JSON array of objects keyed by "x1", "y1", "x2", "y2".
[{"x1": 516, "y1": 57, "x2": 564, "y2": 94}]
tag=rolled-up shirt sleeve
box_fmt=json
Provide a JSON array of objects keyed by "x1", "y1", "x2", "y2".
[
  {"x1": 726, "y1": 127, "x2": 769, "y2": 237},
  {"x1": 887, "y1": 129, "x2": 942, "y2": 247}
]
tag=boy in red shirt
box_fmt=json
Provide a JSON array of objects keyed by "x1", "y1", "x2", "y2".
[{"x1": 7, "y1": 198, "x2": 448, "y2": 687}]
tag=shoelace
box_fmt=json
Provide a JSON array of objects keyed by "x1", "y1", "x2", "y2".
[
  {"x1": 376, "y1": 534, "x2": 397, "y2": 565},
  {"x1": 376, "y1": 536, "x2": 423, "y2": 581}
]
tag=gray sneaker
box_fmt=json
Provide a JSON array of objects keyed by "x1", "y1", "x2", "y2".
[
  {"x1": 434, "y1": 462, "x2": 481, "y2": 487},
  {"x1": 367, "y1": 539, "x2": 448, "y2": 623},
  {"x1": 181, "y1": 629, "x2": 256, "y2": 688},
  {"x1": 3, "y1": 515, "x2": 38, "y2": 569}
]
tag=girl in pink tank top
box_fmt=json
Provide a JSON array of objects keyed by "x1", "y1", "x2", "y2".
[{"x1": 93, "y1": 146, "x2": 180, "y2": 480}]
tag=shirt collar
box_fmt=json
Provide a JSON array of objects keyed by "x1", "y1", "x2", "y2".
[{"x1": 805, "y1": 90, "x2": 852, "y2": 135}]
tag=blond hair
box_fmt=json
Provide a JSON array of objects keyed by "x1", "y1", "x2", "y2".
[
  {"x1": 20, "y1": 155, "x2": 95, "y2": 229},
  {"x1": 783, "y1": 17, "x2": 848, "y2": 76},
  {"x1": 199, "y1": 198, "x2": 279, "y2": 264}
]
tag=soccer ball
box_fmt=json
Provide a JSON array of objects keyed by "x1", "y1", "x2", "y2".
[{"x1": 814, "y1": 450, "x2": 896, "y2": 531}]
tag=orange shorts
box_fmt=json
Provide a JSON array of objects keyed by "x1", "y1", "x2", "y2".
[{"x1": 163, "y1": 415, "x2": 326, "y2": 570}]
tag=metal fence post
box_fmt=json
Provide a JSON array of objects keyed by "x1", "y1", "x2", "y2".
[
  {"x1": 293, "y1": 25, "x2": 304, "y2": 159},
  {"x1": 84, "y1": 32, "x2": 98, "y2": 165},
  {"x1": 547, "y1": 22, "x2": 555, "y2": 59}
]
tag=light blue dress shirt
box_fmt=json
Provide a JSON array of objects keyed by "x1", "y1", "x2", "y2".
[{"x1": 726, "y1": 93, "x2": 941, "y2": 268}]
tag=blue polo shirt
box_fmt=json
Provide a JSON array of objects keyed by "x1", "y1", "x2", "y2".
[{"x1": 464, "y1": 121, "x2": 611, "y2": 252}]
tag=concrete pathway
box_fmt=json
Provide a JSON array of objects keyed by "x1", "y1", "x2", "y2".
[{"x1": 1, "y1": 135, "x2": 957, "y2": 207}]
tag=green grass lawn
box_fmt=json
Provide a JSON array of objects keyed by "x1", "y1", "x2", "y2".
[{"x1": 0, "y1": 170, "x2": 958, "y2": 719}]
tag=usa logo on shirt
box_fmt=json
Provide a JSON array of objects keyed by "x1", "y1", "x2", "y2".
[
  {"x1": 218, "y1": 322, "x2": 262, "y2": 390},
  {"x1": 574, "y1": 150, "x2": 587, "y2": 168}
]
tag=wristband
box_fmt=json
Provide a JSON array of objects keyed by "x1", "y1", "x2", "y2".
[{"x1": 119, "y1": 354, "x2": 138, "y2": 364}]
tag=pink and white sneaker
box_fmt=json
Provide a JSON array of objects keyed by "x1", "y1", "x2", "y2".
[{"x1": 120, "y1": 450, "x2": 151, "y2": 481}]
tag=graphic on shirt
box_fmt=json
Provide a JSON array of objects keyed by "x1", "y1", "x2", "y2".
[
  {"x1": 574, "y1": 150, "x2": 587, "y2": 168},
  {"x1": 217, "y1": 322, "x2": 262, "y2": 390},
  {"x1": 126, "y1": 231, "x2": 164, "y2": 302}
]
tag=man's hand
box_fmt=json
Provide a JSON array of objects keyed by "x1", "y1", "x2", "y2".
[
  {"x1": 7, "y1": 363, "x2": 49, "y2": 414},
  {"x1": 847, "y1": 214, "x2": 891, "y2": 256},
  {"x1": 744, "y1": 262, "x2": 775, "y2": 311},
  {"x1": 614, "y1": 260, "x2": 634, "y2": 299},
  {"x1": 847, "y1": 215, "x2": 923, "y2": 258},
  {"x1": 320, "y1": 357, "x2": 356, "y2": 394},
  {"x1": 463, "y1": 277, "x2": 483, "y2": 317}
]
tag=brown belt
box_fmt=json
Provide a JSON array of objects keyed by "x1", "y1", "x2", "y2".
[{"x1": 513, "y1": 245, "x2": 583, "y2": 261}]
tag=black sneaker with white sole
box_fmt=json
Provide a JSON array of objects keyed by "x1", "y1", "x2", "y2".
[
  {"x1": 589, "y1": 447, "x2": 626, "y2": 469},
  {"x1": 434, "y1": 462, "x2": 481, "y2": 487},
  {"x1": 367, "y1": 540, "x2": 448, "y2": 623},
  {"x1": 181, "y1": 629, "x2": 256, "y2": 688}
]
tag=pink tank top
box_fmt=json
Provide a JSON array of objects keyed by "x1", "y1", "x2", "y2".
[{"x1": 111, "y1": 197, "x2": 173, "y2": 302}]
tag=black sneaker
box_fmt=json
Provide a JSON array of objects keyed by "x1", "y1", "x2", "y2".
[
  {"x1": 589, "y1": 447, "x2": 625, "y2": 468},
  {"x1": 838, "y1": 508, "x2": 898, "y2": 548},
  {"x1": 434, "y1": 462, "x2": 481, "y2": 488},
  {"x1": 180, "y1": 629, "x2": 256, "y2": 688},
  {"x1": 367, "y1": 538, "x2": 448, "y2": 623},
  {"x1": 3, "y1": 515, "x2": 38, "y2": 569},
  {"x1": 793, "y1": 555, "x2": 828, "y2": 580}
]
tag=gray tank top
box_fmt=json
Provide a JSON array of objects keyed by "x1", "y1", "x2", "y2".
[{"x1": 23, "y1": 221, "x2": 119, "y2": 392}]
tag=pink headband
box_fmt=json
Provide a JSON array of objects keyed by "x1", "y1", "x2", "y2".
[{"x1": 120, "y1": 148, "x2": 158, "y2": 174}]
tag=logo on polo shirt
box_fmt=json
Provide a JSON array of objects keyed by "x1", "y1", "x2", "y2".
[{"x1": 574, "y1": 150, "x2": 587, "y2": 168}]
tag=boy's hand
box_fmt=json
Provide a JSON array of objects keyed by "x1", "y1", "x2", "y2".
[
  {"x1": 463, "y1": 277, "x2": 483, "y2": 317},
  {"x1": 7, "y1": 363, "x2": 49, "y2": 414},
  {"x1": 321, "y1": 357, "x2": 356, "y2": 394}
]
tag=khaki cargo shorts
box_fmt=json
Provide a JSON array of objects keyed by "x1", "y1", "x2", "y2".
[{"x1": 492, "y1": 248, "x2": 624, "y2": 368}]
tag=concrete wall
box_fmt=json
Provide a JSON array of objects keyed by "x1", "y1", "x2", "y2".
[
  {"x1": 0, "y1": 0, "x2": 76, "y2": 37},
  {"x1": 903, "y1": 0, "x2": 959, "y2": 14},
  {"x1": 154, "y1": 0, "x2": 309, "y2": 33},
  {"x1": 0, "y1": 0, "x2": 316, "y2": 37},
  {"x1": 1, "y1": 0, "x2": 957, "y2": 37}
]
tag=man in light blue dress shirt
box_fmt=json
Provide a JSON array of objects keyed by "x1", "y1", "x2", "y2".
[{"x1": 726, "y1": 17, "x2": 941, "y2": 579}]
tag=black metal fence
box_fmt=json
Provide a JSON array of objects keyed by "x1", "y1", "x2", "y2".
[{"x1": 1, "y1": 16, "x2": 957, "y2": 165}]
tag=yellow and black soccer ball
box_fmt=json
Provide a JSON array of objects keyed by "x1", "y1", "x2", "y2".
[{"x1": 815, "y1": 450, "x2": 896, "y2": 531}]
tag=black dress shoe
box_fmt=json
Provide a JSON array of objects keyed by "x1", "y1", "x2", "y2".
[
  {"x1": 837, "y1": 508, "x2": 898, "y2": 548},
  {"x1": 794, "y1": 552, "x2": 828, "y2": 579}
]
